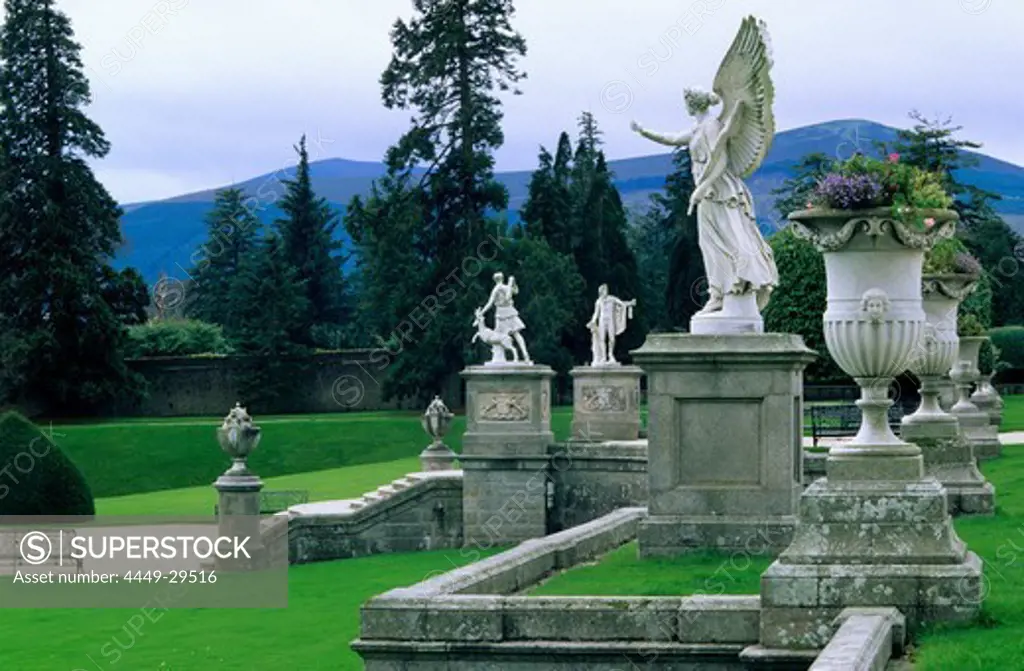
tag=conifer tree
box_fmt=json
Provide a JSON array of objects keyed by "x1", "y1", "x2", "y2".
[
  {"x1": 0, "y1": 0, "x2": 145, "y2": 410},
  {"x1": 275, "y1": 135, "x2": 347, "y2": 347},
  {"x1": 186, "y1": 187, "x2": 261, "y2": 338}
]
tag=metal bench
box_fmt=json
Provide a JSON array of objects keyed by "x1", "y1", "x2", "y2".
[
  {"x1": 807, "y1": 404, "x2": 906, "y2": 448},
  {"x1": 213, "y1": 490, "x2": 309, "y2": 516}
]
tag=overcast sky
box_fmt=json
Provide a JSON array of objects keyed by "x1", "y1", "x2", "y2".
[{"x1": 34, "y1": 0, "x2": 1024, "y2": 203}]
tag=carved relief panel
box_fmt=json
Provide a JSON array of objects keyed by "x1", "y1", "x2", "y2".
[
  {"x1": 478, "y1": 390, "x2": 531, "y2": 421},
  {"x1": 581, "y1": 385, "x2": 627, "y2": 412}
]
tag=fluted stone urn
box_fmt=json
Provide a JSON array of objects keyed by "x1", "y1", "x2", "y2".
[
  {"x1": 419, "y1": 396, "x2": 457, "y2": 471},
  {"x1": 900, "y1": 273, "x2": 993, "y2": 514},
  {"x1": 789, "y1": 208, "x2": 958, "y2": 481},
  {"x1": 973, "y1": 373, "x2": 1004, "y2": 428},
  {"x1": 759, "y1": 208, "x2": 982, "y2": 650}
]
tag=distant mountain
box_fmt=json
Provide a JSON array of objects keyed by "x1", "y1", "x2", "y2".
[{"x1": 115, "y1": 120, "x2": 1024, "y2": 284}]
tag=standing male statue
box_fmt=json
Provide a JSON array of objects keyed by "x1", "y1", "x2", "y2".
[
  {"x1": 478, "y1": 272, "x2": 531, "y2": 364},
  {"x1": 631, "y1": 16, "x2": 778, "y2": 333},
  {"x1": 588, "y1": 284, "x2": 636, "y2": 366}
]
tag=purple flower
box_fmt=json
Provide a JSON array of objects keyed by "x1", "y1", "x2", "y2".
[{"x1": 813, "y1": 174, "x2": 883, "y2": 209}]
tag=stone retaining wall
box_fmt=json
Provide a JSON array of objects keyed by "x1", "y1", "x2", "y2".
[{"x1": 284, "y1": 471, "x2": 464, "y2": 564}]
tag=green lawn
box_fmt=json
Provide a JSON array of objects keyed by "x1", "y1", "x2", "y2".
[
  {"x1": 0, "y1": 547, "x2": 502, "y2": 670},
  {"x1": 52, "y1": 407, "x2": 574, "y2": 500},
  {"x1": 96, "y1": 457, "x2": 423, "y2": 516},
  {"x1": 531, "y1": 541, "x2": 771, "y2": 596}
]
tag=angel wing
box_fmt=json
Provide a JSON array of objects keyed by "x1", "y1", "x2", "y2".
[{"x1": 710, "y1": 16, "x2": 775, "y2": 178}]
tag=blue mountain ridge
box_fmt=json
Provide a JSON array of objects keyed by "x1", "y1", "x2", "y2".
[{"x1": 115, "y1": 119, "x2": 1024, "y2": 285}]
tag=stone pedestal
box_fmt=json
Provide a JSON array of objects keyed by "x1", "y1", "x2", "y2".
[
  {"x1": 901, "y1": 420, "x2": 994, "y2": 516},
  {"x1": 459, "y1": 364, "x2": 555, "y2": 546},
  {"x1": 950, "y1": 369, "x2": 1001, "y2": 462},
  {"x1": 419, "y1": 444, "x2": 457, "y2": 471},
  {"x1": 214, "y1": 473, "x2": 267, "y2": 570},
  {"x1": 630, "y1": 333, "x2": 814, "y2": 556},
  {"x1": 569, "y1": 365, "x2": 642, "y2": 441},
  {"x1": 547, "y1": 439, "x2": 648, "y2": 532},
  {"x1": 690, "y1": 292, "x2": 764, "y2": 335},
  {"x1": 970, "y1": 377, "x2": 1002, "y2": 459}
]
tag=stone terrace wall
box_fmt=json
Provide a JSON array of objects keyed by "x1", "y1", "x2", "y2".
[{"x1": 111, "y1": 350, "x2": 459, "y2": 417}]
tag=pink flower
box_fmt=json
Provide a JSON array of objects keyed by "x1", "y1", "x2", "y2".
[
  {"x1": 888, "y1": 153, "x2": 900, "y2": 163},
  {"x1": 806, "y1": 201, "x2": 813, "y2": 209},
  {"x1": 924, "y1": 217, "x2": 936, "y2": 229}
]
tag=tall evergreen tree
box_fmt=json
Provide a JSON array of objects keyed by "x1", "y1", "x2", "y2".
[
  {"x1": 231, "y1": 233, "x2": 311, "y2": 411},
  {"x1": 346, "y1": 0, "x2": 526, "y2": 402},
  {"x1": 0, "y1": 0, "x2": 145, "y2": 410},
  {"x1": 520, "y1": 132, "x2": 573, "y2": 256},
  {"x1": 186, "y1": 187, "x2": 261, "y2": 337},
  {"x1": 275, "y1": 135, "x2": 347, "y2": 347}
]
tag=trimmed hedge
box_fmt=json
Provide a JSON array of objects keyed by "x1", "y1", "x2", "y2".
[
  {"x1": 125, "y1": 319, "x2": 232, "y2": 359},
  {"x1": 0, "y1": 411, "x2": 94, "y2": 516}
]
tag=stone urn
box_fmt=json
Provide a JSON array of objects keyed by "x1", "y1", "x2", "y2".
[
  {"x1": 216, "y1": 402, "x2": 262, "y2": 478},
  {"x1": 789, "y1": 207, "x2": 957, "y2": 480},
  {"x1": 419, "y1": 396, "x2": 457, "y2": 471},
  {"x1": 903, "y1": 273, "x2": 978, "y2": 427},
  {"x1": 957, "y1": 336, "x2": 986, "y2": 381}
]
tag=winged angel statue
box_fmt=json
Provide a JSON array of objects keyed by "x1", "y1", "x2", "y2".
[{"x1": 632, "y1": 16, "x2": 778, "y2": 326}]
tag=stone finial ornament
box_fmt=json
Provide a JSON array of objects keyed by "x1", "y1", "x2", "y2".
[{"x1": 216, "y1": 402, "x2": 261, "y2": 477}]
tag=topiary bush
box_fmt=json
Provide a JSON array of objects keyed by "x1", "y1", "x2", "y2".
[
  {"x1": 989, "y1": 326, "x2": 1024, "y2": 383},
  {"x1": 0, "y1": 411, "x2": 94, "y2": 516},
  {"x1": 125, "y1": 319, "x2": 232, "y2": 359}
]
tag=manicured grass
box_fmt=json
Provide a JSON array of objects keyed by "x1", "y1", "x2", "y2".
[
  {"x1": 912, "y1": 445, "x2": 1024, "y2": 669},
  {"x1": 0, "y1": 547, "x2": 502, "y2": 670},
  {"x1": 96, "y1": 457, "x2": 423, "y2": 516},
  {"x1": 52, "y1": 407, "x2": 574, "y2": 500},
  {"x1": 530, "y1": 541, "x2": 771, "y2": 597}
]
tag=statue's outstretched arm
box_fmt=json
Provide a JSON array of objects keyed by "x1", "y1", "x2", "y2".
[
  {"x1": 480, "y1": 286, "x2": 499, "y2": 314},
  {"x1": 631, "y1": 121, "x2": 691, "y2": 147}
]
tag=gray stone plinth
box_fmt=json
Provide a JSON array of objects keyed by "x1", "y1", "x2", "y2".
[
  {"x1": 901, "y1": 414, "x2": 995, "y2": 516},
  {"x1": 631, "y1": 333, "x2": 815, "y2": 555},
  {"x1": 760, "y1": 479, "x2": 983, "y2": 650},
  {"x1": 214, "y1": 473, "x2": 267, "y2": 570},
  {"x1": 952, "y1": 405, "x2": 1001, "y2": 460},
  {"x1": 569, "y1": 365, "x2": 643, "y2": 441},
  {"x1": 460, "y1": 364, "x2": 555, "y2": 546},
  {"x1": 419, "y1": 444, "x2": 457, "y2": 471}
]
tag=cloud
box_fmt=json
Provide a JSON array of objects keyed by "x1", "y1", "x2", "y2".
[{"x1": 17, "y1": 0, "x2": 1022, "y2": 202}]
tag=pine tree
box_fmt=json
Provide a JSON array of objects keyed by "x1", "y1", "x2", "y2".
[
  {"x1": 346, "y1": 0, "x2": 527, "y2": 402},
  {"x1": 186, "y1": 187, "x2": 261, "y2": 338},
  {"x1": 0, "y1": 0, "x2": 145, "y2": 410},
  {"x1": 275, "y1": 135, "x2": 347, "y2": 347},
  {"x1": 231, "y1": 233, "x2": 311, "y2": 411}
]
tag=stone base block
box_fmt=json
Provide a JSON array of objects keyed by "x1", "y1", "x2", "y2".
[
  {"x1": 569, "y1": 365, "x2": 642, "y2": 441},
  {"x1": 779, "y1": 479, "x2": 968, "y2": 565},
  {"x1": 973, "y1": 438, "x2": 1002, "y2": 461},
  {"x1": 461, "y1": 459, "x2": 549, "y2": 545},
  {"x1": 419, "y1": 445, "x2": 457, "y2": 472},
  {"x1": 759, "y1": 553, "x2": 983, "y2": 649},
  {"x1": 637, "y1": 515, "x2": 795, "y2": 557},
  {"x1": 953, "y1": 410, "x2": 1001, "y2": 460},
  {"x1": 902, "y1": 429, "x2": 996, "y2": 517}
]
